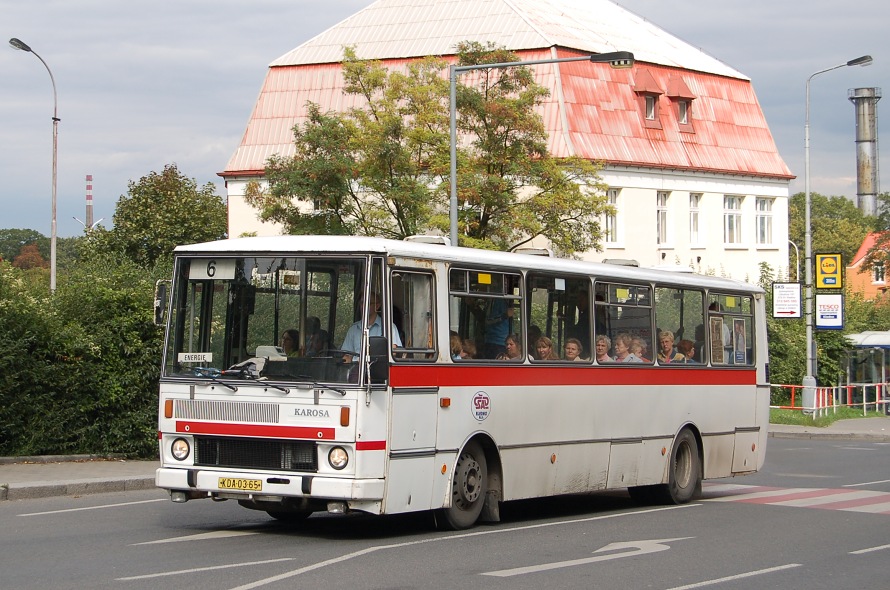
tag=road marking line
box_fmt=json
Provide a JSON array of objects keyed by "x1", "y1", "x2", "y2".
[
  {"x1": 19, "y1": 498, "x2": 165, "y2": 517},
  {"x1": 844, "y1": 478, "x2": 890, "y2": 488},
  {"x1": 116, "y1": 558, "x2": 296, "y2": 581},
  {"x1": 850, "y1": 543, "x2": 890, "y2": 555},
  {"x1": 133, "y1": 529, "x2": 262, "y2": 545},
  {"x1": 663, "y1": 563, "x2": 802, "y2": 590}
]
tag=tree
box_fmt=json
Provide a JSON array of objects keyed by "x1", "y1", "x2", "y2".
[
  {"x1": 12, "y1": 243, "x2": 47, "y2": 269},
  {"x1": 0, "y1": 228, "x2": 47, "y2": 262},
  {"x1": 248, "y1": 48, "x2": 449, "y2": 239},
  {"x1": 248, "y1": 44, "x2": 612, "y2": 256},
  {"x1": 452, "y1": 41, "x2": 610, "y2": 253},
  {"x1": 860, "y1": 191, "x2": 890, "y2": 270},
  {"x1": 788, "y1": 192, "x2": 874, "y2": 269},
  {"x1": 91, "y1": 164, "x2": 227, "y2": 267}
]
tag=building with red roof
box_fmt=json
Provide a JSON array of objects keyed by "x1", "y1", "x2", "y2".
[
  {"x1": 222, "y1": 0, "x2": 793, "y2": 281},
  {"x1": 847, "y1": 232, "x2": 888, "y2": 299}
]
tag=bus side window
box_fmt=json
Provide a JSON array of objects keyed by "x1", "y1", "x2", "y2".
[{"x1": 391, "y1": 271, "x2": 436, "y2": 361}]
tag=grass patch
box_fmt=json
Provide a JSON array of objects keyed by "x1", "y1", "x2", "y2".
[{"x1": 770, "y1": 406, "x2": 886, "y2": 427}]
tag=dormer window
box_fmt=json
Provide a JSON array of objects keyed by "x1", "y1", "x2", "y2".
[
  {"x1": 633, "y1": 69, "x2": 663, "y2": 129},
  {"x1": 678, "y1": 100, "x2": 690, "y2": 124},
  {"x1": 645, "y1": 95, "x2": 657, "y2": 120},
  {"x1": 667, "y1": 76, "x2": 697, "y2": 132}
]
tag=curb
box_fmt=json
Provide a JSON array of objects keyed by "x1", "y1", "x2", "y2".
[{"x1": 1, "y1": 476, "x2": 157, "y2": 501}]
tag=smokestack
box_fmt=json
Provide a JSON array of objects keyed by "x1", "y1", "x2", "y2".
[
  {"x1": 848, "y1": 88, "x2": 881, "y2": 216},
  {"x1": 85, "y1": 174, "x2": 94, "y2": 228}
]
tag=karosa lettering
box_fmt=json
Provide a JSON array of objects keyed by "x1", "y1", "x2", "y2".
[{"x1": 294, "y1": 408, "x2": 331, "y2": 417}]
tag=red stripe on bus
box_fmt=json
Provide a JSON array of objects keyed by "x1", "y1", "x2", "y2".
[
  {"x1": 389, "y1": 364, "x2": 755, "y2": 388},
  {"x1": 176, "y1": 421, "x2": 335, "y2": 440},
  {"x1": 356, "y1": 440, "x2": 387, "y2": 451}
]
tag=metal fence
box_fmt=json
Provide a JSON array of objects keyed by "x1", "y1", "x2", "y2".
[{"x1": 771, "y1": 382, "x2": 890, "y2": 418}]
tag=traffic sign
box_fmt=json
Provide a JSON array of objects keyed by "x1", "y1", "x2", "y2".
[{"x1": 772, "y1": 282, "x2": 802, "y2": 319}]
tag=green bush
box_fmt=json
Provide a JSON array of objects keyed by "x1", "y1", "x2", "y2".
[{"x1": 0, "y1": 254, "x2": 165, "y2": 457}]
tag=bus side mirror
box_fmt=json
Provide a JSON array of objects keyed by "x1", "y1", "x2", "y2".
[
  {"x1": 154, "y1": 280, "x2": 170, "y2": 326},
  {"x1": 368, "y1": 336, "x2": 390, "y2": 383}
]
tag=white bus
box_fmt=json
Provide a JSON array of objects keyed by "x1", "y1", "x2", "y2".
[{"x1": 155, "y1": 235, "x2": 769, "y2": 529}]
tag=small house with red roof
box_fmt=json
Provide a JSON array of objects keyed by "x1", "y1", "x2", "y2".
[{"x1": 847, "y1": 232, "x2": 889, "y2": 299}]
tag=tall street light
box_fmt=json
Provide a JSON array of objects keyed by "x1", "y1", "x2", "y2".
[
  {"x1": 448, "y1": 51, "x2": 634, "y2": 247},
  {"x1": 803, "y1": 54, "x2": 872, "y2": 396},
  {"x1": 10, "y1": 37, "x2": 60, "y2": 293}
]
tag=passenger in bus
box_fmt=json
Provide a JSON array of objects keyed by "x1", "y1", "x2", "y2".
[
  {"x1": 563, "y1": 338, "x2": 585, "y2": 361},
  {"x1": 484, "y1": 299, "x2": 513, "y2": 358},
  {"x1": 534, "y1": 336, "x2": 560, "y2": 360},
  {"x1": 676, "y1": 339, "x2": 697, "y2": 363},
  {"x1": 657, "y1": 331, "x2": 685, "y2": 364},
  {"x1": 279, "y1": 329, "x2": 300, "y2": 357},
  {"x1": 450, "y1": 333, "x2": 463, "y2": 360},
  {"x1": 631, "y1": 337, "x2": 651, "y2": 362},
  {"x1": 496, "y1": 333, "x2": 523, "y2": 360},
  {"x1": 461, "y1": 339, "x2": 477, "y2": 359},
  {"x1": 303, "y1": 316, "x2": 330, "y2": 357},
  {"x1": 612, "y1": 333, "x2": 642, "y2": 362},
  {"x1": 340, "y1": 292, "x2": 403, "y2": 362},
  {"x1": 595, "y1": 334, "x2": 613, "y2": 362}
]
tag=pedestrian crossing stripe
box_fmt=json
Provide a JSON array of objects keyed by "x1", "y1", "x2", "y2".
[{"x1": 701, "y1": 483, "x2": 890, "y2": 515}]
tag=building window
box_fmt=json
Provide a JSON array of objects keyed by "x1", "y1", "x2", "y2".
[
  {"x1": 645, "y1": 95, "x2": 657, "y2": 120},
  {"x1": 723, "y1": 195, "x2": 742, "y2": 244},
  {"x1": 874, "y1": 262, "x2": 885, "y2": 284},
  {"x1": 604, "y1": 188, "x2": 620, "y2": 244},
  {"x1": 689, "y1": 193, "x2": 702, "y2": 245},
  {"x1": 678, "y1": 100, "x2": 690, "y2": 124},
  {"x1": 756, "y1": 198, "x2": 773, "y2": 245},
  {"x1": 657, "y1": 191, "x2": 670, "y2": 245}
]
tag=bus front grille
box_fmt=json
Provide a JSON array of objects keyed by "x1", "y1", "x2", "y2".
[{"x1": 194, "y1": 436, "x2": 317, "y2": 472}]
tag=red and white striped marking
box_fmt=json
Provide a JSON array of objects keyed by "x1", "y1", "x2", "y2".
[{"x1": 702, "y1": 483, "x2": 890, "y2": 515}]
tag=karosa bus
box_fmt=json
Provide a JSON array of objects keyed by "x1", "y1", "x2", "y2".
[{"x1": 155, "y1": 235, "x2": 769, "y2": 529}]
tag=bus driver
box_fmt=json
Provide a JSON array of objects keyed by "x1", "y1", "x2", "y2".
[{"x1": 341, "y1": 292, "x2": 402, "y2": 363}]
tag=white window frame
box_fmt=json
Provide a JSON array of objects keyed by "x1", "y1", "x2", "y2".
[
  {"x1": 723, "y1": 195, "x2": 743, "y2": 245},
  {"x1": 645, "y1": 95, "x2": 657, "y2": 120},
  {"x1": 873, "y1": 261, "x2": 886, "y2": 284},
  {"x1": 678, "y1": 100, "x2": 690, "y2": 124},
  {"x1": 604, "y1": 188, "x2": 621, "y2": 245},
  {"x1": 689, "y1": 193, "x2": 702, "y2": 246},
  {"x1": 657, "y1": 191, "x2": 670, "y2": 246},
  {"x1": 755, "y1": 198, "x2": 773, "y2": 245}
]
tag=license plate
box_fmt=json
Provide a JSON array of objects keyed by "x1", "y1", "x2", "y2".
[{"x1": 218, "y1": 477, "x2": 263, "y2": 492}]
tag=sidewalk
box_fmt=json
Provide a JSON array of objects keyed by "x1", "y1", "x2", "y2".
[{"x1": 2, "y1": 417, "x2": 890, "y2": 501}]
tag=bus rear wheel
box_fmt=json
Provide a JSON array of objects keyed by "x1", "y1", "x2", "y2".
[
  {"x1": 438, "y1": 441, "x2": 487, "y2": 530},
  {"x1": 664, "y1": 428, "x2": 701, "y2": 503}
]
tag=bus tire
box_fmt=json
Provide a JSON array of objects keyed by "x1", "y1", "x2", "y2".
[
  {"x1": 438, "y1": 440, "x2": 487, "y2": 530},
  {"x1": 664, "y1": 428, "x2": 701, "y2": 504}
]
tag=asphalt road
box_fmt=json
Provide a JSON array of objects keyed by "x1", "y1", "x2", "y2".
[{"x1": 2, "y1": 437, "x2": 889, "y2": 590}]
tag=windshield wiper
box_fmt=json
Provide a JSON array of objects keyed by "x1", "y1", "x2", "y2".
[{"x1": 289, "y1": 374, "x2": 348, "y2": 396}]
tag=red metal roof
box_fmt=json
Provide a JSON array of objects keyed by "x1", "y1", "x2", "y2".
[{"x1": 223, "y1": 48, "x2": 792, "y2": 180}]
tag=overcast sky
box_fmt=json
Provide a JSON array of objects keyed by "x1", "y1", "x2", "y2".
[{"x1": 2, "y1": 0, "x2": 887, "y2": 238}]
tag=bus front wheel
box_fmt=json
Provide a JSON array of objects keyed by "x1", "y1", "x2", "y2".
[{"x1": 438, "y1": 441, "x2": 487, "y2": 530}]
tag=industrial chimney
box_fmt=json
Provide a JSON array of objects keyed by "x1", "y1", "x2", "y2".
[{"x1": 848, "y1": 87, "x2": 881, "y2": 216}]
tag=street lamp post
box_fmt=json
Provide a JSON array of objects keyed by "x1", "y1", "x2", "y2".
[
  {"x1": 10, "y1": 37, "x2": 60, "y2": 293},
  {"x1": 448, "y1": 51, "x2": 634, "y2": 247},
  {"x1": 803, "y1": 54, "x2": 872, "y2": 401}
]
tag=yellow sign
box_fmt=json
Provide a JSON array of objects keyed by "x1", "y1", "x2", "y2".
[{"x1": 815, "y1": 253, "x2": 843, "y2": 289}]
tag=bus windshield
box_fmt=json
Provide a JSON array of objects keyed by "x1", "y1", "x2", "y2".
[{"x1": 163, "y1": 255, "x2": 370, "y2": 384}]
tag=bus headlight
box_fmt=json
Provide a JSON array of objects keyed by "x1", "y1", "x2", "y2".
[
  {"x1": 171, "y1": 438, "x2": 190, "y2": 461},
  {"x1": 328, "y1": 447, "x2": 349, "y2": 470}
]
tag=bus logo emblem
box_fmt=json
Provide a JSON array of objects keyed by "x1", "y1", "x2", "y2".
[{"x1": 472, "y1": 391, "x2": 491, "y2": 421}]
